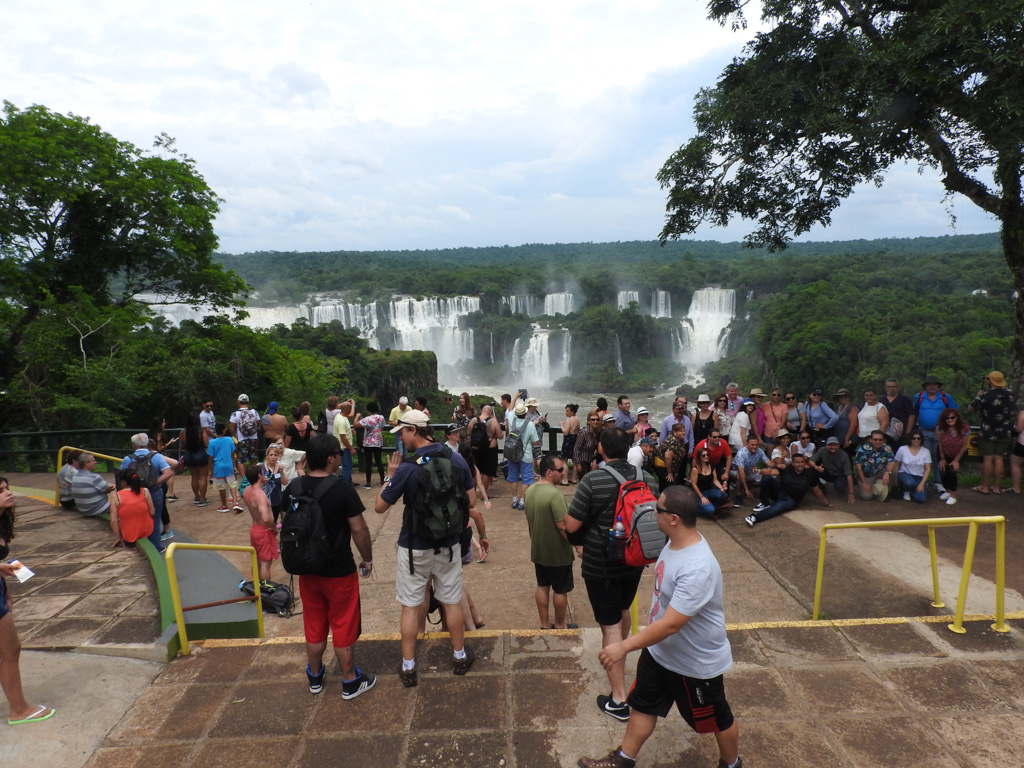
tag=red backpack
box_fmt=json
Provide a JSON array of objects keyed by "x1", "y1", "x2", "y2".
[{"x1": 603, "y1": 465, "x2": 666, "y2": 567}]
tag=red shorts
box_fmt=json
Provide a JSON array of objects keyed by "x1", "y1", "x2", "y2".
[
  {"x1": 298, "y1": 572, "x2": 361, "y2": 648},
  {"x1": 249, "y1": 525, "x2": 279, "y2": 562}
]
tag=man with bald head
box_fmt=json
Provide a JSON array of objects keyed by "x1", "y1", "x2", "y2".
[{"x1": 468, "y1": 403, "x2": 502, "y2": 502}]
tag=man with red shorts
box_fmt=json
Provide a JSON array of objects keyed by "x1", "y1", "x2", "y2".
[
  {"x1": 578, "y1": 485, "x2": 741, "y2": 768},
  {"x1": 242, "y1": 466, "x2": 278, "y2": 583},
  {"x1": 282, "y1": 434, "x2": 376, "y2": 700}
]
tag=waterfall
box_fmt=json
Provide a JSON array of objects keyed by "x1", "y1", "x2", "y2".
[
  {"x1": 310, "y1": 301, "x2": 379, "y2": 337},
  {"x1": 387, "y1": 296, "x2": 478, "y2": 363},
  {"x1": 543, "y1": 292, "x2": 575, "y2": 315},
  {"x1": 614, "y1": 334, "x2": 623, "y2": 375},
  {"x1": 650, "y1": 290, "x2": 672, "y2": 318},
  {"x1": 512, "y1": 327, "x2": 572, "y2": 386},
  {"x1": 503, "y1": 295, "x2": 540, "y2": 316},
  {"x1": 675, "y1": 287, "x2": 736, "y2": 370},
  {"x1": 617, "y1": 291, "x2": 640, "y2": 310},
  {"x1": 510, "y1": 337, "x2": 522, "y2": 377},
  {"x1": 489, "y1": 332, "x2": 494, "y2": 364}
]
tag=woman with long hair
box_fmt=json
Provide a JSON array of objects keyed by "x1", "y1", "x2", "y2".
[
  {"x1": 629, "y1": 406, "x2": 653, "y2": 445},
  {"x1": 771, "y1": 429, "x2": 794, "y2": 470},
  {"x1": 559, "y1": 404, "x2": 580, "y2": 485},
  {"x1": 783, "y1": 391, "x2": 807, "y2": 435},
  {"x1": 572, "y1": 409, "x2": 602, "y2": 482},
  {"x1": 690, "y1": 448, "x2": 728, "y2": 515},
  {"x1": 691, "y1": 395, "x2": 718, "y2": 445},
  {"x1": 713, "y1": 394, "x2": 733, "y2": 443},
  {"x1": 0, "y1": 478, "x2": 55, "y2": 725},
  {"x1": 112, "y1": 469, "x2": 160, "y2": 551},
  {"x1": 179, "y1": 411, "x2": 210, "y2": 506},
  {"x1": 452, "y1": 392, "x2": 475, "y2": 447},
  {"x1": 936, "y1": 408, "x2": 970, "y2": 505},
  {"x1": 761, "y1": 389, "x2": 788, "y2": 448},
  {"x1": 804, "y1": 388, "x2": 838, "y2": 444},
  {"x1": 895, "y1": 431, "x2": 931, "y2": 503}
]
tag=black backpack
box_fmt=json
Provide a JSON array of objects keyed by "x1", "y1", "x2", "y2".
[
  {"x1": 280, "y1": 475, "x2": 340, "y2": 575},
  {"x1": 126, "y1": 451, "x2": 159, "y2": 489},
  {"x1": 405, "y1": 446, "x2": 469, "y2": 573},
  {"x1": 503, "y1": 417, "x2": 526, "y2": 462},
  {"x1": 239, "y1": 579, "x2": 294, "y2": 617},
  {"x1": 470, "y1": 418, "x2": 489, "y2": 451}
]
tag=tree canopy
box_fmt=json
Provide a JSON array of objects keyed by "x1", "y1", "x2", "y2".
[
  {"x1": 657, "y1": 0, "x2": 1024, "y2": 400},
  {"x1": 0, "y1": 102, "x2": 247, "y2": 384}
]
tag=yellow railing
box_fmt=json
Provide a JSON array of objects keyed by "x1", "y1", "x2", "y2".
[
  {"x1": 813, "y1": 516, "x2": 1008, "y2": 634},
  {"x1": 54, "y1": 446, "x2": 126, "y2": 507},
  {"x1": 165, "y1": 542, "x2": 265, "y2": 655}
]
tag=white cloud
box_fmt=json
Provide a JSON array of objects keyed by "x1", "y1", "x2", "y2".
[{"x1": 0, "y1": 1, "x2": 999, "y2": 254}]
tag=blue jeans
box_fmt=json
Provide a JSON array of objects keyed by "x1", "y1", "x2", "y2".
[
  {"x1": 697, "y1": 486, "x2": 728, "y2": 515},
  {"x1": 340, "y1": 450, "x2": 353, "y2": 483},
  {"x1": 920, "y1": 429, "x2": 941, "y2": 485},
  {"x1": 753, "y1": 475, "x2": 798, "y2": 522},
  {"x1": 147, "y1": 487, "x2": 165, "y2": 552},
  {"x1": 897, "y1": 472, "x2": 928, "y2": 503}
]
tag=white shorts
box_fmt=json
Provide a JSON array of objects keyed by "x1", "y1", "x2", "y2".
[{"x1": 395, "y1": 544, "x2": 463, "y2": 608}]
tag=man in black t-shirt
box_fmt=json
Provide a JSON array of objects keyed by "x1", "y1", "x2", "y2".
[
  {"x1": 282, "y1": 435, "x2": 375, "y2": 700},
  {"x1": 745, "y1": 453, "x2": 835, "y2": 527}
]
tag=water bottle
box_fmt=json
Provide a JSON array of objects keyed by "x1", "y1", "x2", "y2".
[
  {"x1": 609, "y1": 515, "x2": 627, "y2": 560},
  {"x1": 613, "y1": 515, "x2": 626, "y2": 537}
]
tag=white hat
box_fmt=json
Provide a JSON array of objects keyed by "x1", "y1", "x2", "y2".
[
  {"x1": 636, "y1": 406, "x2": 649, "y2": 415},
  {"x1": 514, "y1": 402, "x2": 528, "y2": 416},
  {"x1": 237, "y1": 393, "x2": 250, "y2": 403},
  {"x1": 390, "y1": 409, "x2": 430, "y2": 433}
]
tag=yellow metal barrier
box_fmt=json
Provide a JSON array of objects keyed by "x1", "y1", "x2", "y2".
[
  {"x1": 165, "y1": 542, "x2": 265, "y2": 655},
  {"x1": 54, "y1": 446, "x2": 126, "y2": 507},
  {"x1": 813, "y1": 516, "x2": 1008, "y2": 634}
]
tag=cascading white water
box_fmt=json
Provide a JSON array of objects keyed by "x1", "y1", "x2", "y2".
[
  {"x1": 503, "y1": 295, "x2": 540, "y2": 316},
  {"x1": 388, "y1": 296, "x2": 478, "y2": 363},
  {"x1": 310, "y1": 301, "x2": 379, "y2": 337},
  {"x1": 617, "y1": 291, "x2": 640, "y2": 310},
  {"x1": 674, "y1": 288, "x2": 736, "y2": 373},
  {"x1": 614, "y1": 334, "x2": 624, "y2": 374},
  {"x1": 145, "y1": 295, "x2": 310, "y2": 329},
  {"x1": 543, "y1": 292, "x2": 575, "y2": 315},
  {"x1": 650, "y1": 290, "x2": 672, "y2": 318},
  {"x1": 514, "y1": 327, "x2": 572, "y2": 386},
  {"x1": 489, "y1": 332, "x2": 494, "y2": 365}
]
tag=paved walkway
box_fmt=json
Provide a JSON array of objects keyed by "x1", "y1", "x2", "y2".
[{"x1": 3, "y1": 473, "x2": 1024, "y2": 767}]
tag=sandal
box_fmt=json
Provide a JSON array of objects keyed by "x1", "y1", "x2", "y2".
[
  {"x1": 970, "y1": 486, "x2": 989, "y2": 494},
  {"x1": 8, "y1": 705, "x2": 55, "y2": 725},
  {"x1": 559, "y1": 480, "x2": 570, "y2": 486}
]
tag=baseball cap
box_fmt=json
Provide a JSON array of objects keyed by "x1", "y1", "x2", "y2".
[
  {"x1": 238, "y1": 394, "x2": 249, "y2": 403},
  {"x1": 390, "y1": 409, "x2": 430, "y2": 433}
]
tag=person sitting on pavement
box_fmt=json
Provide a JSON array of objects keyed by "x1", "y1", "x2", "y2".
[
  {"x1": 894, "y1": 431, "x2": 931, "y2": 504},
  {"x1": 732, "y1": 435, "x2": 770, "y2": 509},
  {"x1": 70, "y1": 453, "x2": 115, "y2": 518},
  {"x1": 854, "y1": 430, "x2": 896, "y2": 501},
  {"x1": 789, "y1": 430, "x2": 815, "y2": 460},
  {"x1": 119, "y1": 435, "x2": 174, "y2": 541},
  {"x1": 654, "y1": 422, "x2": 689, "y2": 491},
  {"x1": 690, "y1": 446, "x2": 729, "y2": 516},
  {"x1": 525, "y1": 455, "x2": 578, "y2": 630},
  {"x1": 694, "y1": 430, "x2": 733, "y2": 491},
  {"x1": 110, "y1": 468, "x2": 160, "y2": 553},
  {"x1": 770, "y1": 429, "x2": 793, "y2": 470},
  {"x1": 57, "y1": 450, "x2": 82, "y2": 510},
  {"x1": 745, "y1": 453, "x2": 836, "y2": 527},
  {"x1": 807, "y1": 437, "x2": 855, "y2": 504},
  {"x1": 935, "y1": 408, "x2": 970, "y2": 505}
]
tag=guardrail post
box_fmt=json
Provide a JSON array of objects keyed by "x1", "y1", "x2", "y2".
[
  {"x1": 812, "y1": 527, "x2": 828, "y2": 620},
  {"x1": 948, "y1": 521, "x2": 979, "y2": 634},
  {"x1": 927, "y1": 527, "x2": 945, "y2": 608},
  {"x1": 992, "y1": 518, "x2": 1009, "y2": 633}
]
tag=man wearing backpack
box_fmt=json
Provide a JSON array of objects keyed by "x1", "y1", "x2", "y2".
[
  {"x1": 506, "y1": 400, "x2": 540, "y2": 510},
  {"x1": 281, "y1": 434, "x2": 376, "y2": 700},
  {"x1": 120, "y1": 433, "x2": 174, "y2": 540},
  {"x1": 906, "y1": 375, "x2": 959, "y2": 492},
  {"x1": 468, "y1": 404, "x2": 502, "y2": 502},
  {"x1": 563, "y1": 427, "x2": 659, "y2": 723},
  {"x1": 374, "y1": 409, "x2": 478, "y2": 688},
  {"x1": 230, "y1": 394, "x2": 262, "y2": 468}
]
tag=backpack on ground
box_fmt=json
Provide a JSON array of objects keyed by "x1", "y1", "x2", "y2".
[
  {"x1": 280, "y1": 475, "x2": 340, "y2": 575},
  {"x1": 237, "y1": 408, "x2": 260, "y2": 439},
  {"x1": 603, "y1": 465, "x2": 666, "y2": 567},
  {"x1": 127, "y1": 451, "x2": 159, "y2": 489},
  {"x1": 405, "y1": 446, "x2": 470, "y2": 573},
  {"x1": 470, "y1": 418, "x2": 489, "y2": 451},
  {"x1": 503, "y1": 418, "x2": 526, "y2": 462},
  {"x1": 239, "y1": 578, "x2": 295, "y2": 618}
]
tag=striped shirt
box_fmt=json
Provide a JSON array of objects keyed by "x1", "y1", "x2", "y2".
[
  {"x1": 70, "y1": 469, "x2": 111, "y2": 517},
  {"x1": 567, "y1": 459, "x2": 658, "y2": 581}
]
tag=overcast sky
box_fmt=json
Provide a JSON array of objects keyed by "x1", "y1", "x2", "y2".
[{"x1": 3, "y1": 1, "x2": 999, "y2": 254}]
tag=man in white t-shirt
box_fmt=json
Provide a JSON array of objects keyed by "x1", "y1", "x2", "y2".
[
  {"x1": 627, "y1": 436, "x2": 656, "y2": 473},
  {"x1": 579, "y1": 485, "x2": 741, "y2": 768}
]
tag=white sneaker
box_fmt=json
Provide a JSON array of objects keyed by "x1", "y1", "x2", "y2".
[
  {"x1": 939, "y1": 492, "x2": 951, "y2": 501},
  {"x1": 946, "y1": 496, "x2": 957, "y2": 505},
  {"x1": 902, "y1": 492, "x2": 911, "y2": 501},
  {"x1": 752, "y1": 502, "x2": 768, "y2": 513},
  {"x1": 934, "y1": 483, "x2": 946, "y2": 493},
  {"x1": 744, "y1": 515, "x2": 756, "y2": 527}
]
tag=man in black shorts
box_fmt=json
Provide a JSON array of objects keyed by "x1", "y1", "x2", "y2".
[
  {"x1": 578, "y1": 485, "x2": 741, "y2": 768},
  {"x1": 564, "y1": 428, "x2": 657, "y2": 722}
]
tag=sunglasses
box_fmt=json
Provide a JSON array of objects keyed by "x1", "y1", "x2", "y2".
[
  {"x1": 716, "y1": 399, "x2": 726, "y2": 403},
  {"x1": 656, "y1": 504, "x2": 674, "y2": 516},
  {"x1": 785, "y1": 396, "x2": 796, "y2": 400}
]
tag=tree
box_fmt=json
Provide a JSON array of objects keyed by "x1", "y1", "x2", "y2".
[
  {"x1": 657, "y1": 0, "x2": 1024, "y2": 402},
  {"x1": 0, "y1": 102, "x2": 247, "y2": 384}
]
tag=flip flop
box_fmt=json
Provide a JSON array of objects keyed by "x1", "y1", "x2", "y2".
[
  {"x1": 970, "y1": 486, "x2": 989, "y2": 494},
  {"x1": 8, "y1": 705, "x2": 55, "y2": 725}
]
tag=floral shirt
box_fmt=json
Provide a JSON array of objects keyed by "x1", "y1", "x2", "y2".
[
  {"x1": 361, "y1": 414, "x2": 385, "y2": 448},
  {"x1": 970, "y1": 388, "x2": 1015, "y2": 441},
  {"x1": 854, "y1": 443, "x2": 895, "y2": 476},
  {"x1": 656, "y1": 435, "x2": 687, "y2": 478}
]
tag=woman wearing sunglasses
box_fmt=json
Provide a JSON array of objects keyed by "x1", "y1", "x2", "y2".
[{"x1": 894, "y1": 431, "x2": 931, "y2": 503}]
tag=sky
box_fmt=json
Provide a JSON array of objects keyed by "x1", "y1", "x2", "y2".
[{"x1": 2, "y1": 0, "x2": 1000, "y2": 255}]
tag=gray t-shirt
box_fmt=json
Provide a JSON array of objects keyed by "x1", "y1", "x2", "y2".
[{"x1": 647, "y1": 534, "x2": 732, "y2": 679}]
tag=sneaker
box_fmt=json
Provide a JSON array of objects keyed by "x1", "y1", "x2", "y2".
[
  {"x1": 307, "y1": 664, "x2": 325, "y2": 694},
  {"x1": 732, "y1": 497, "x2": 742, "y2": 508},
  {"x1": 596, "y1": 694, "x2": 631, "y2": 722},
  {"x1": 744, "y1": 515, "x2": 756, "y2": 528},
  {"x1": 233, "y1": 504, "x2": 244, "y2": 513},
  {"x1": 902, "y1": 492, "x2": 911, "y2": 501},
  {"x1": 935, "y1": 483, "x2": 946, "y2": 494},
  {"x1": 161, "y1": 530, "x2": 174, "y2": 541},
  {"x1": 946, "y1": 496, "x2": 958, "y2": 505},
  {"x1": 939, "y1": 491, "x2": 951, "y2": 501},
  {"x1": 399, "y1": 666, "x2": 418, "y2": 688},
  {"x1": 453, "y1": 646, "x2": 475, "y2": 675},
  {"x1": 193, "y1": 497, "x2": 201, "y2": 504},
  {"x1": 578, "y1": 748, "x2": 636, "y2": 768},
  {"x1": 717, "y1": 758, "x2": 743, "y2": 768},
  {"x1": 196, "y1": 499, "x2": 210, "y2": 507},
  {"x1": 364, "y1": 484, "x2": 372, "y2": 490},
  {"x1": 166, "y1": 495, "x2": 179, "y2": 502},
  {"x1": 341, "y1": 668, "x2": 376, "y2": 700},
  {"x1": 217, "y1": 506, "x2": 229, "y2": 513},
  {"x1": 752, "y1": 502, "x2": 768, "y2": 513}
]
